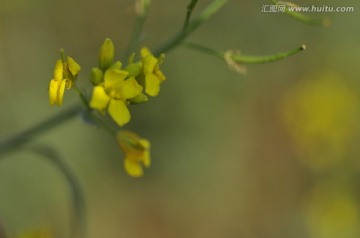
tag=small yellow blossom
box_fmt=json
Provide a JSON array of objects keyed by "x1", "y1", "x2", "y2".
[
  {"x1": 89, "y1": 67, "x2": 143, "y2": 126},
  {"x1": 117, "y1": 130, "x2": 150, "y2": 177},
  {"x1": 49, "y1": 56, "x2": 81, "y2": 106},
  {"x1": 140, "y1": 47, "x2": 166, "y2": 96}
]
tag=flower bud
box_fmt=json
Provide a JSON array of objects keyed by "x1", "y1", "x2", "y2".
[
  {"x1": 110, "y1": 61, "x2": 122, "y2": 70},
  {"x1": 99, "y1": 38, "x2": 114, "y2": 70},
  {"x1": 90, "y1": 67, "x2": 103, "y2": 85},
  {"x1": 128, "y1": 93, "x2": 148, "y2": 104},
  {"x1": 125, "y1": 62, "x2": 143, "y2": 78}
]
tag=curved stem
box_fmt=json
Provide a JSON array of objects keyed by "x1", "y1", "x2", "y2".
[
  {"x1": 0, "y1": 145, "x2": 86, "y2": 238},
  {"x1": 29, "y1": 146, "x2": 87, "y2": 238},
  {"x1": 0, "y1": 104, "x2": 82, "y2": 156}
]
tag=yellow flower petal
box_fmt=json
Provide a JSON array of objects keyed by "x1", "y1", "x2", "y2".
[
  {"x1": 140, "y1": 47, "x2": 151, "y2": 57},
  {"x1": 145, "y1": 73, "x2": 161, "y2": 96},
  {"x1": 118, "y1": 77, "x2": 143, "y2": 99},
  {"x1": 104, "y1": 68, "x2": 128, "y2": 91},
  {"x1": 56, "y1": 79, "x2": 67, "y2": 106},
  {"x1": 89, "y1": 86, "x2": 111, "y2": 112},
  {"x1": 124, "y1": 158, "x2": 143, "y2": 177},
  {"x1": 108, "y1": 99, "x2": 130, "y2": 126},
  {"x1": 154, "y1": 67, "x2": 166, "y2": 81},
  {"x1": 53, "y1": 60, "x2": 63, "y2": 80},
  {"x1": 67, "y1": 56, "x2": 81, "y2": 76},
  {"x1": 142, "y1": 150, "x2": 151, "y2": 167},
  {"x1": 49, "y1": 79, "x2": 60, "y2": 106},
  {"x1": 143, "y1": 55, "x2": 158, "y2": 75}
]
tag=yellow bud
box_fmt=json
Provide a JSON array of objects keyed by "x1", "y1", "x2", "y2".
[
  {"x1": 90, "y1": 67, "x2": 103, "y2": 85},
  {"x1": 128, "y1": 93, "x2": 149, "y2": 104},
  {"x1": 99, "y1": 38, "x2": 114, "y2": 70},
  {"x1": 125, "y1": 62, "x2": 143, "y2": 78},
  {"x1": 110, "y1": 61, "x2": 122, "y2": 70}
]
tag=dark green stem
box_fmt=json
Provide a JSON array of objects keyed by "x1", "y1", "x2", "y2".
[
  {"x1": 88, "y1": 112, "x2": 117, "y2": 136},
  {"x1": 0, "y1": 104, "x2": 82, "y2": 156},
  {"x1": 183, "y1": 0, "x2": 199, "y2": 29},
  {"x1": 30, "y1": 146, "x2": 87, "y2": 238},
  {"x1": 72, "y1": 85, "x2": 90, "y2": 108},
  {"x1": 154, "y1": 0, "x2": 229, "y2": 55}
]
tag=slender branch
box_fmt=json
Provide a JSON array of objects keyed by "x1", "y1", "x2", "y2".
[
  {"x1": 0, "y1": 104, "x2": 82, "y2": 156},
  {"x1": 30, "y1": 146, "x2": 87, "y2": 238},
  {"x1": 125, "y1": 0, "x2": 151, "y2": 59},
  {"x1": 88, "y1": 112, "x2": 117, "y2": 136},
  {"x1": 154, "y1": 0, "x2": 229, "y2": 55},
  {"x1": 183, "y1": 42, "x2": 306, "y2": 64},
  {"x1": 183, "y1": 0, "x2": 199, "y2": 29},
  {"x1": 72, "y1": 85, "x2": 90, "y2": 108}
]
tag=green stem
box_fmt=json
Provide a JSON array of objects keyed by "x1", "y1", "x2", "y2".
[
  {"x1": 88, "y1": 112, "x2": 117, "y2": 136},
  {"x1": 183, "y1": 42, "x2": 306, "y2": 64},
  {"x1": 154, "y1": 0, "x2": 229, "y2": 55},
  {"x1": 30, "y1": 146, "x2": 87, "y2": 238},
  {"x1": 72, "y1": 84, "x2": 90, "y2": 108},
  {"x1": 0, "y1": 104, "x2": 82, "y2": 156},
  {"x1": 125, "y1": 0, "x2": 151, "y2": 59},
  {"x1": 183, "y1": 0, "x2": 199, "y2": 29}
]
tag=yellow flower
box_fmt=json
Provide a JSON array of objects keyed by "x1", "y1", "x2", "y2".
[
  {"x1": 282, "y1": 72, "x2": 359, "y2": 170},
  {"x1": 89, "y1": 67, "x2": 143, "y2": 126},
  {"x1": 303, "y1": 182, "x2": 360, "y2": 238},
  {"x1": 49, "y1": 56, "x2": 81, "y2": 106},
  {"x1": 140, "y1": 47, "x2": 166, "y2": 96},
  {"x1": 117, "y1": 130, "x2": 150, "y2": 177},
  {"x1": 16, "y1": 228, "x2": 53, "y2": 238}
]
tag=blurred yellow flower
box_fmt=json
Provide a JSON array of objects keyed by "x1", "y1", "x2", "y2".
[
  {"x1": 140, "y1": 47, "x2": 166, "y2": 96},
  {"x1": 117, "y1": 130, "x2": 150, "y2": 177},
  {"x1": 89, "y1": 68, "x2": 143, "y2": 126},
  {"x1": 16, "y1": 228, "x2": 53, "y2": 238},
  {"x1": 49, "y1": 56, "x2": 81, "y2": 106},
  {"x1": 303, "y1": 182, "x2": 360, "y2": 238},
  {"x1": 282, "y1": 72, "x2": 359, "y2": 169}
]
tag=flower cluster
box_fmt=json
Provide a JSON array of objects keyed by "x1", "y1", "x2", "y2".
[
  {"x1": 89, "y1": 38, "x2": 166, "y2": 127},
  {"x1": 48, "y1": 38, "x2": 166, "y2": 177},
  {"x1": 116, "y1": 130, "x2": 151, "y2": 177},
  {"x1": 49, "y1": 53, "x2": 81, "y2": 106}
]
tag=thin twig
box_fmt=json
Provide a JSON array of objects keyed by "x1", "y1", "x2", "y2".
[
  {"x1": 183, "y1": 42, "x2": 306, "y2": 64},
  {"x1": 183, "y1": 0, "x2": 199, "y2": 30},
  {"x1": 0, "y1": 104, "x2": 82, "y2": 156},
  {"x1": 154, "y1": 0, "x2": 229, "y2": 55},
  {"x1": 125, "y1": 0, "x2": 151, "y2": 59}
]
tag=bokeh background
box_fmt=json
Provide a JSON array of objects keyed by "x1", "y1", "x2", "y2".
[{"x1": 1, "y1": 0, "x2": 360, "y2": 237}]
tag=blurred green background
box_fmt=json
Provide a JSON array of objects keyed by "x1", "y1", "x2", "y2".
[{"x1": 1, "y1": 0, "x2": 360, "y2": 237}]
